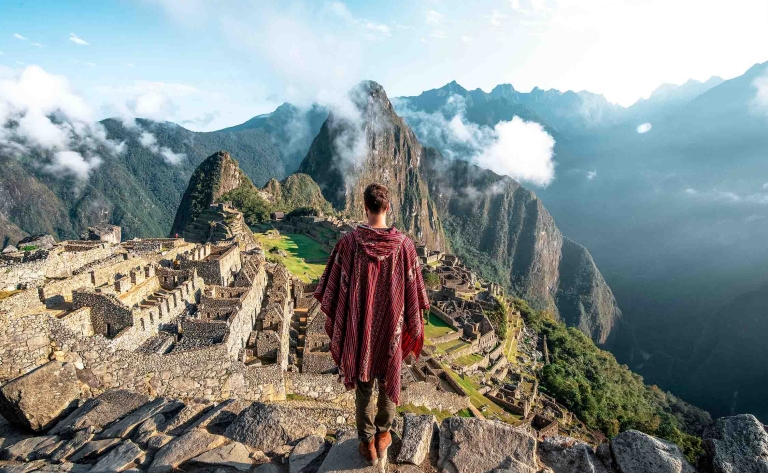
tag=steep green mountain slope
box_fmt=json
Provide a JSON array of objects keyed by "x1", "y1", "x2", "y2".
[{"x1": 421, "y1": 148, "x2": 621, "y2": 344}]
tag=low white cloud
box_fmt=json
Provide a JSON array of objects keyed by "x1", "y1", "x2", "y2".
[
  {"x1": 637, "y1": 122, "x2": 652, "y2": 133},
  {"x1": 461, "y1": 36, "x2": 472, "y2": 42},
  {"x1": 431, "y1": 30, "x2": 447, "y2": 39},
  {"x1": 44, "y1": 151, "x2": 102, "y2": 180},
  {"x1": 426, "y1": 10, "x2": 443, "y2": 25},
  {"x1": 683, "y1": 188, "x2": 768, "y2": 205},
  {"x1": 13, "y1": 33, "x2": 27, "y2": 40},
  {"x1": 69, "y1": 33, "x2": 90, "y2": 46},
  {"x1": 763, "y1": 182, "x2": 768, "y2": 189},
  {"x1": 395, "y1": 95, "x2": 556, "y2": 186},
  {"x1": 490, "y1": 10, "x2": 508, "y2": 26},
  {"x1": 0, "y1": 65, "x2": 125, "y2": 179},
  {"x1": 587, "y1": 170, "x2": 597, "y2": 180},
  {"x1": 326, "y1": 1, "x2": 392, "y2": 40},
  {"x1": 138, "y1": 131, "x2": 185, "y2": 165},
  {"x1": 126, "y1": 63, "x2": 135, "y2": 68},
  {"x1": 30, "y1": 42, "x2": 44, "y2": 48},
  {"x1": 475, "y1": 117, "x2": 555, "y2": 186},
  {"x1": 750, "y1": 69, "x2": 768, "y2": 115}
]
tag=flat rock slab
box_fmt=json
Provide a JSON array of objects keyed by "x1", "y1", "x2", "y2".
[
  {"x1": 0, "y1": 460, "x2": 91, "y2": 473},
  {"x1": 611, "y1": 430, "x2": 697, "y2": 473},
  {"x1": 50, "y1": 428, "x2": 94, "y2": 462},
  {"x1": 396, "y1": 414, "x2": 436, "y2": 465},
  {"x1": 1, "y1": 436, "x2": 57, "y2": 461},
  {"x1": 32, "y1": 436, "x2": 65, "y2": 460},
  {"x1": 224, "y1": 403, "x2": 325, "y2": 453},
  {"x1": 290, "y1": 435, "x2": 326, "y2": 473},
  {"x1": 703, "y1": 414, "x2": 768, "y2": 473},
  {"x1": 50, "y1": 390, "x2": 149, "y2": 435},
  {"x1": 99, "y1": 398, "x2": 177, "y2": 439},
  {"x1": 148, "y1": 429, "x2": 227, "y2": 473},
  {"x1": 317, "y1": 437, "x2": 386, "y2": 473},
  {"x1": 539, "y1": 436, "x2": 612, "y2": 473},
  {"x1": 191, "y1": 441, "x2": 254, "y2": 471},
  {"x1": 186, "y1": 399, "x2": 249, "y2": 435},
  {"x1": 163, "y1": 400, "x2": 211, "y2": 435},
  {"x1": 68, "y1": 438, "x2": 122, "y2": 462},
  {"x1": 89, "y1": 440, "x2": 142, "y2": 473},
  {"x1": 146, "y1": 434, "x2": 175, "y2": 451},
  {"x1": 0, "y1": 361, "x2": 80, "y2": 432},
  {"x1": 438, "y1": 417, "x2": 537, "y2": 473}
]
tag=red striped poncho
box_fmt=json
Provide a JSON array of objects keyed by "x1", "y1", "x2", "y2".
[{"x1": 313, "y1": 225, "x2": 429, "y2": 404}]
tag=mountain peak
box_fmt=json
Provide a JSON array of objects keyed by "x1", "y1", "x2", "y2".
[{"x1": 490, "y1": 83, "x2": 516, "y2": 99}]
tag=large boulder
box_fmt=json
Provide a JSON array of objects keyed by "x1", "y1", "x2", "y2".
[
  {"x1": 224, "y1": 403, "x2": 325, "y2": 452},
  {"x1": 0, "y1": 361, "x2": 80, "y2": 432},
  {"x1": 611, "y1": 430, "x2": 697, "y2": 473},
  {"x1": 703, "y1": 414, "x2": 768, "y2": 473},
  {"x1": 539, "y1": 436, "x2": 613, "y2": 473},
  {"x1": 438, "y1": 417, "x2": 537, "y2": 473}
]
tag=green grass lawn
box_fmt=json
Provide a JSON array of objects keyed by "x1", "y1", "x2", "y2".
[
  {"x1": 436, "y1": 339, "x2": 471, "y2": 355},
  {"x1": 453, "y1": 353, "x2": 485, "y2": 367},
  {"x1": 252, "y1": 230, "x2": 329, "y2": 283},
  {"x1": 424, "y1": 312, "x2": 456, "y2": 340}
]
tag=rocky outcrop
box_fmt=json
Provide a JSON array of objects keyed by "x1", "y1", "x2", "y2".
[
  {"x1": 438, "y1": 417, "x2": 537, "y2": 473},
  {"x1": 0, "y1": 361, "x2": 80, "y2": 433},
  {"x1": 299, "y1": 81, "x2": 446, "y2": 250},
  {"x1": 703, "y1": 414, "x2": 768, "y2": 473},
  {"x1": 421, "y1": 148, "x2": 621, "y2": 344},
  {"x1": 2, "y1": 386, "x2": 767, "y2": 473},
  {"x1": 611, "y1": 429, "x2": 697, "y2": 473}
]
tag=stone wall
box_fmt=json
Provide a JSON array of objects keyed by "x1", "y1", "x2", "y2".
[
  {"x1": 59, "y1": 307, "x2": 94, "y2": 337},
  {"x1": 401, "y1": 381, "x2": 471, "y2": 413},
  {"x1": 0, "y1": 308, "x2": 285, "y2": 402},
  {"x1": 285, "y1": 372, "x2": 353, "y2": 406}
]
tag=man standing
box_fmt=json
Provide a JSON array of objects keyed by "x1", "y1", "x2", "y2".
[{"x1": 314, "y1": 183, "x2": 429, "y2": 466}]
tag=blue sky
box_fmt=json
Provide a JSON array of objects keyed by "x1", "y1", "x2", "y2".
[{"x1": 1, "y1": 0, "x2": 767, "y2": 131}]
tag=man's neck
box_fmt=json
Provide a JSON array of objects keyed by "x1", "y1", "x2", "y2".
[{"x1": 366, "y1": 213, "x2": 388, "y2": 229}]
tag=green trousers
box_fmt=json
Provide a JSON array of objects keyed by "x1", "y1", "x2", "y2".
[{"x1": 355, "y1": 379, "x2": 396, "y2": 442}]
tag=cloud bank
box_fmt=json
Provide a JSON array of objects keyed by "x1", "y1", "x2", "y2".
[
  {"x1": 0, "y1": 65, "x2": 125, "y2": 179},
  {"x1": 394, "y1": 95, "x2": 556, "y2": 186}
]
